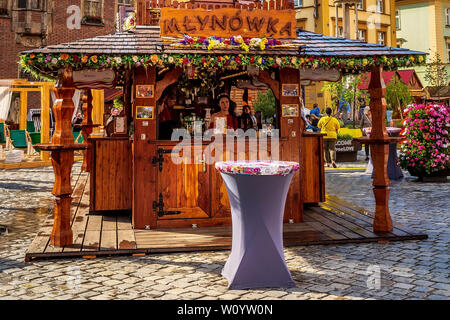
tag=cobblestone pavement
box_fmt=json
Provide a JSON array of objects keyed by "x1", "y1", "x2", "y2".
[{"x1": 0, "y1": 157, "x2": 449, "y2": 300}]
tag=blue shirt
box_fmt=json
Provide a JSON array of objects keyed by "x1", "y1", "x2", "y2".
[{"x1": 310, "y1": 107, "x2": 321, "y2": 118}]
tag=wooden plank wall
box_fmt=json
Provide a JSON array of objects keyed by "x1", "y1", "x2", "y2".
[
  {"x1": 90, "y1": 138, "x2": 132, "y2": 211},
  {"x1": 302, "y1": 134, "x2": 325, "y2": 203}
]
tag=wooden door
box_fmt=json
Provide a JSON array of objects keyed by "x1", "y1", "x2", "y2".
[{"x1": 156, "y1": 145, "x2": 210, "y2": 220}]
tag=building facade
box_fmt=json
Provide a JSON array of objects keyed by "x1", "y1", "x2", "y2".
[
  {"x1": 396, "y1": 0, "x2": 450, "y2": 86},
  {"x1": 294, "y1": 0, "x2": 397, "y2": 110},
  {"x1": 0, "y1": 0, "x2": 136, "y2": 79}
]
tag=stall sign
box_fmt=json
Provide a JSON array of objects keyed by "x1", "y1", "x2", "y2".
[
  {"x1": 299, "y1": 69, "x2": 342, "y2": 82},
  {"x1": 160, "y1": 8, "x2": 296, "y2": 39},
  {"x1": 73, "y1": 69, "x2": 116, "y2": 89}
]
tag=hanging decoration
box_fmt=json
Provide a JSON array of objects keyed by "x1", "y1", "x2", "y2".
[
  {"x1": 19, "y1": 52, "x2": 427, "y2": 83},
  {"x1": 172, "y1": 35, "x2": 289, "y2": 52}
]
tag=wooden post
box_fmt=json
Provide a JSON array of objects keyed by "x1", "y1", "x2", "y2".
[
  {"x1": 91, "y1": 89, "x2": 104, "y2": 133},
  {"x1": 279, "y1": 68, "x2": 303, "y2": 223},
  {"x1": 49, "y1": 68, "x2": 76, "y2": 247},
  {"x1": 368, "y1": 65, "x2": 393, "y2": 232},
  {"x1": 81, "y1": 90, "x2": 94, "y2": 172},
  {"x1": 133, "y1": 66, "x2": 157, "y2": 229},
  {"x1": 19, "y1": 90, "x2": 27, "y2": 130},
  {"x1": 40, "y1": 83, "x2": 51, "y2": 161}
]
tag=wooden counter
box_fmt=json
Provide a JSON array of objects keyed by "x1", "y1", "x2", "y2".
[
  {"x1": 89, "y1": 136, "x2": 132, "y2": 212},
  {"x1": 89, "y1": 133, "x2": 324, "y2": 229}
]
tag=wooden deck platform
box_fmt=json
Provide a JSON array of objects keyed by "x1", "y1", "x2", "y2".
[
  {"x1": 0, "y1": 155, "x2": 83, "y2": 170},
  {"x1": 25, "y1": 171, "x2": 428, "y2": 262}
]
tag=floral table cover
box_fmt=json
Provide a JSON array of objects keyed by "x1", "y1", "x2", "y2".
[{"x1": 215, "y1": 160, "x2": 300, "y2": 176}]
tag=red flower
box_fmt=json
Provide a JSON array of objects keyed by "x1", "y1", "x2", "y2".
[
  {"x1": 224, "y1": 40, "x2": 231, "y2": 45},
  {"x1": 276, "y1": 40, "x2": 282, "y2": 45},
  {"x1": 183, "y1": 58, "x2": 189, "y2": 64},
  {"x1": 309, "y1": 57, "x2": 314, "y2": 61},
  {"x1": 250, "y1": 56, "x2": 255, "y2": 63},
  {"x1": 201, "y1": 57, "x2": 206, "y2": 63},
  {"x1": 235, "y1": 56, "x2": 241, "y2": 64}
]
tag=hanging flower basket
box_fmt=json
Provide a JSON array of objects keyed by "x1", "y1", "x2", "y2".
[{"x1": 399, "y1": 104, "x2": 450, "y2": 182}]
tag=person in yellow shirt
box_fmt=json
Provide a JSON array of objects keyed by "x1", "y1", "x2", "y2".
[{"x1": 318, "y1": 107, "x2": 341, "y2": 168}]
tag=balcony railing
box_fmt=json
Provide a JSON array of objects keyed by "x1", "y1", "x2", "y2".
[{"x1": 136, "y1": 0, "x2": 295, "y2": 26}]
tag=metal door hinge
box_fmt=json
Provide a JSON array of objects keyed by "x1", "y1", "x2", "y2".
[{"x1": 153, "y1": 193, "x2": 181, "y2": 217}]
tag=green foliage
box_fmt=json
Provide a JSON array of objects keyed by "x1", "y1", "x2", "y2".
[
  {"x1": 424, "y1": 53, "x2": 449, "y2": 88},
  {"x1": 322, "y1": 75, "x2": 364, "y2": 121},
  {"x1": 385, "y1": 77, "x2": 412, "y2": 118},
  {"x1": 113, "y1": 96, "x2": 124, "y2": 110},
  {"x1": 337, "y1": 133, "x2": 353, "y2": 140},
  {"x1": 254, "y1": 90, "x2": 276, "y2": 122}
]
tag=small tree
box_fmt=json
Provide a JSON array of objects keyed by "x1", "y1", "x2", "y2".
[
  {"x1": 254, "y1": 90, "x2": 276, "y2": 122},
  {"x1": 424, "y1": 53, "x2": 449, "y2": 101},
  {"x1": 321, "y1": 81, "x2": 344, "y2": 113},
  {"x1": 385, "y1": 77, "x2": 412, "y2": 120}
]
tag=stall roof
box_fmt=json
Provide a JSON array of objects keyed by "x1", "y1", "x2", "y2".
[
  {"x1": 294, "y1": 31, "x2": 423, "y2": 57},
  {"x1": 23, "y1": 26, "x2": 424, "y2": 57},
  {"x1": 20, "y1": 26, "x2": 426, "y2": 82}
]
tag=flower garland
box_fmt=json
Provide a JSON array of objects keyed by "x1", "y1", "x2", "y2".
[
  {"x1": 20, "y1": 52, "x2": 427, "y2": 82},
  {"x1": 176, "y1": 35, "x2": 283, "y2": 52},
  {"x1": 399, "y1": 104, "x2": 450, "y2": 175}
]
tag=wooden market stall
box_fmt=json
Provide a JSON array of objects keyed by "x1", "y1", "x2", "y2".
[{"x1": 20, "y1": 0, "x2": 427, "y2": 249}]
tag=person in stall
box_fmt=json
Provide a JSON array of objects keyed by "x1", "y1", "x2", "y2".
[
  {"x1": 158, "y1": 89, "x2": 179, "y2": 140},
  {"x1": 209, "y1": 93, "x2": 238, "y2": 133},
  {"x1": 239, "y1": 104, "x2": 258, "y2": 131}
]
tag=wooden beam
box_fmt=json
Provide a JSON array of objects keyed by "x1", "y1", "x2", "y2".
[
  {"x1": 40, "y1": 83, "x2": 52, "y2": 161},
  {"x1": 19, "y1": 91, "x2": 28, "y2": 130},
  {"x1": 91, "y1": 89, "x2": 104, "y2": 133}
]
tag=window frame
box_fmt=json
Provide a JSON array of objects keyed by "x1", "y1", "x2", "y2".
[
  {"x1": 357, "y1": 0, "x2": 364, "y2": 10},
  {"x1": 293, "y1": 0, "x2": 303, "y2": 8},
  {"x1": 358, "y1": 29, "x2": 367, "y2": 42},
  {"x1": 82, "y1": 0, "x2": 104, "y2": 25},
  {"x1": 446, "y1": 8, "x2": 450, "y2": 27},
  {"x1": 0, "y1": 0, "x2": 9, "y2": 16},
  {"x1": 377, "y1": 31, "x2": 386, "y2": 45},
  {"x1": 447, "y1": 42, "x2": 450, "y2": 63},
  {"x1": 337, "y1": 26, "x2": 344, "y2": 38},
  {"x1": 395, "y1": 9, "x2": 401, "y2": 30},
  {"x1": 376, "y1": 0, "x2": 384, "y2": 14}
]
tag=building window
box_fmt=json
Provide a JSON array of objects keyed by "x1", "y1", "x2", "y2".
[
  {"x1": 17, "y1": 0, "x2": 26, "y2": 8},
  {"x1": 376, "y1": 0, "x2": 384, "y2": 13},
  {"x1": 377, "y1": 31, "x2": 385, "y2": 45},
  {"x1": 0, "y1": 0, "x2": 8, "y2": 15},
  {"x1": 395, "y1": 9, "x2": 400, "y2": 30},
  {"x1": 83, "y1": 0, "x2": 103, "y2": 23},
  {"x1": 358, "y1": 29, "x2": 366, "y2": 41},
  {"x1": 357, "y1": 0, "x2": 364, "y2": 10},
  {"x1": 447, "y1": 42, "x2": 450, "y2": 63},
  {"x1": 337, "y1": 26, "x2": 343, "y2": 38},
  {"x1": 294, "y1": 0, "x2": 303, "y2": 7},
  {"x1": 30, "y1": 0, "x2": 39, "y2": 9},
  {"x1": 446, "y1": 8, "x2": 450, "y2": 26}
]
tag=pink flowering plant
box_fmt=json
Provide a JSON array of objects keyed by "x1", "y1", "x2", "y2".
[{"x1": 399, "y1": 104, "x2": 450, "y2": 175}]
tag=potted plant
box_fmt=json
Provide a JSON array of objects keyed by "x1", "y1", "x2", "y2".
[
  {"x1": 399, "y1": 104, "x2": 450, "y2": 182},
  {"x1": 83, "y1": 15, "x2": 102, "y2": 24},
  {"x1": 335, "y1": 133, "x2": 362, "y2": 162}
]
